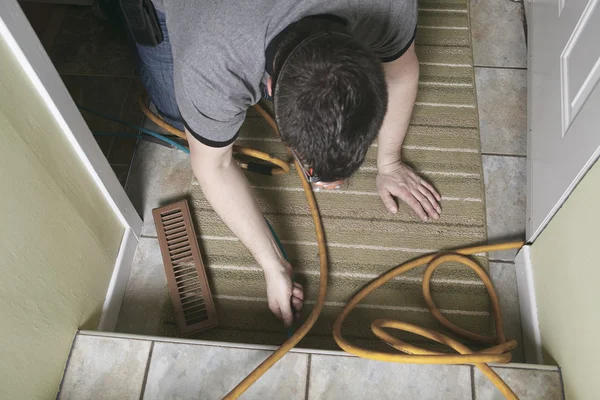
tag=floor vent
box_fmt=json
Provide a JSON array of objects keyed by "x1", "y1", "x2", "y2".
[{"x1": 153, "y1": 200, "x2": 218, "y2": 335}]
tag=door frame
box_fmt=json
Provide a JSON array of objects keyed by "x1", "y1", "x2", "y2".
[
  {"x1": 0, "y1": 0, "x2": 142, "y2": 331},
  {"x1": 525, "y1": 0, "x2": 600, "y2": 242}
]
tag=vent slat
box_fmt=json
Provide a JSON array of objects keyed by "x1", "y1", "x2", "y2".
[
  {"x1": 172, "y1": 257, "x2": 195, "y2": 266},
  {"x1": 183, "y1": 300, "x2": 206, "y2": 309},
  {"x1": 184, "y1": 309, "x2": 209, "y2": 320},
  {"x1": 175, "y1": 277, "x2": 198, "y2": 287},
  {"x1": 170, "y1": 246, "x2": 192, "y2": 256},
  {"x1": 169, "y1": 241, "x2": 191, "y2": 251},
  {"x1": 165, "y1": 222, "x2": 186, "y2": 232},
  {"x1": 174, "y1": 268, "x2": 196, "y2": 278},
  {"x1": 161, "y1": 210, "x2": 182, "y2": 220},
  {"x1": 153, "y1": 200, "x2": 218, "y2": 335},
  {"x1": 178, "y1": 284, "x2": 202, "y2": 295},
  {"x1": 171, "y1": 251, "x2": 193, "y2": 261},
  {"x1": 182, "y1": 303, "x2": 207, "y2": 314},
  {"x1": 163, "y1": 217, "x2": 184, "y2": 226},
  {"x1": 175, "y1": 276, "x2": 199, "y2": 286},
  {"x1": 166, "y1": 226, "x2": 187, "y2": 237},
  {"x1": 180, "y1": 296, "x2": 203, "y2": 305},
  {"x1": 167, "y1": 233, "x2": 188, "y2": 244}
]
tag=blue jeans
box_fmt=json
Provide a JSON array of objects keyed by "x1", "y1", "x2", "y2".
[{"x1": 131, "y1": 10, "x2": 184, "y2": 130}]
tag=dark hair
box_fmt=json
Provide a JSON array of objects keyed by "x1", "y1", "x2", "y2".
[{"x1": 273, "y1": 17, "x2": 388, "y2": 182}]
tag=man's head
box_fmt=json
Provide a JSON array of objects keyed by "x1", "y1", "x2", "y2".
[{"x1": 270, "y1": 17, "x2": 388, "y2": 182}]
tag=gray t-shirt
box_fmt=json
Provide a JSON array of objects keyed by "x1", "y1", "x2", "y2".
[{"x1": 153, "y1": 0, "x2": 418, "y2": 146}]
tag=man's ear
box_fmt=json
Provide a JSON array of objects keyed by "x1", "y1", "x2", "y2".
[{"x1": 267, "y1": 76, "x2": 273, "y2": 97}]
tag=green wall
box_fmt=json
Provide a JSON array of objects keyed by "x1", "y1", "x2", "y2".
[
  {"x1": 531, "y1": 160, "x2": 600, "y2": 399},
  {"x1": 0, "y1": 36, "x2": 124, "y2": 398}
]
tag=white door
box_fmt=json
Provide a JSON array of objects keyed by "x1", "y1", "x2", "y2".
[{"x1": 528, "y1": 0, "x2": 600, "y2": 240}]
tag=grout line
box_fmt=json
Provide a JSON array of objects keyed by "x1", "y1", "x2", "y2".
[
  {"x1": 558, "y1": 366, "x2": 567, "y2": 400},
  {"x1": 55, "y1": 330, "x2": 80, "y2": 400},
  {"x1": 41, "y1": 5, "x2": 66, "y2": 53},
  {"x1": 304, "y1": 354, "x2": 312, "y2": 400},
  {"x1": 124, "y1": 141, "x2": 140, "y2": 190},
  {"x1": 481, "y1": 152, "x2": 527, "y2": 158},
  {"x1": 489, "y1": 363, "x2": 559, "y2": 372},
  {"x1": 470, "y1": 366, "x2": 477, "y2": 400},
  {"x1": 473, "y1": 65, "x2": 527, "y2": 71},
  {"x1": 105, "y1": 78, "x2": 135, "y2": 162},
  {"x1": 59, "y1": 72, "x2": 137, "y2": 78},
  {"x1": 138, "y1": 342, "x2": 155, "y2": 400},
  {"x1": 488, "y1": 259, "x2": 516, "y2": 265},
  {"x1": 79, "y1": 330, "x2": 355, "y2": 358}
]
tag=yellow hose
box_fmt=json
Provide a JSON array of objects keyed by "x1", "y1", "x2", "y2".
[
  {"x1": 138, "y1": 97, "x2": 290, "y2": 175},
  {"x1": 140, "y1": 98, "x2": 524, "y2": 400}
]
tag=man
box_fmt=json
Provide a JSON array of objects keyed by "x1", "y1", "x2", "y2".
[{"x1": 131, "y1": 0, "x2": 442, "y2": 328}]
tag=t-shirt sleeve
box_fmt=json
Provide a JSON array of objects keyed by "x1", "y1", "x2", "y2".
[
  {"x1": 350, "y1": 0, "x2": 418, "y2": 63},
  {"x1": 174, "y1": 61, "x2": 247, "y2": 148}
]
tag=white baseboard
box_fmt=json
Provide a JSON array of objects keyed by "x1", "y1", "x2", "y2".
[
  {"x1": 514, "y1": 245, "x2": 544, "y2": 364},
  {"x1": 97, "y1": 228, "x2": 139, "y2": 331}
]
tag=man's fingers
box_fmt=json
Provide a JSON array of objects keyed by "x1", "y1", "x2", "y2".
[
  {"x1": 279, "y1": 301, "x2": 294, "y2": 328},
  {"x1": 378, "y1": 189, "x2": 398, "y2": 214},
  {"x1": 269, "y1": 303, "x2": 282, "y2": 321},
  {"x1": 292, "y1": 296, "x2": 303, "y2": 312},
  {"x1": 421, "y1": 179, "x2": 441, "y2": 201},
  {"x1": 393, "y1": 188, "x2": 428, "y2": 221},
  {"x1": 418, "y1": 185, "x2": 442, "y2": 215},
  {"x1": 411, "y1": 189, "x2": 439, "y2": 220},
  {"x1": 292, "y1": 284, "x2": 304, "y2": 301}
]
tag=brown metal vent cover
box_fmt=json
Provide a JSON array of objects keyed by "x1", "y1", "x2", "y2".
[{"x1": 153, "y1": 200, "x2": 218, "y2": 335}]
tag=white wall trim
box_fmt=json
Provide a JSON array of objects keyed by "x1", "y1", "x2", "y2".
[
  {"x1": 514, "y1": 245, "x2": 544, "y2": 364},
  {"x1": 0, "y1": 0, "x2": 142, "y2": 238},
  {"x1": 97, "y1": 228, "x2": 139, "y2": 331}
]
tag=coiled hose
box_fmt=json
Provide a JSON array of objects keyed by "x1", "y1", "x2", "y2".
[{"x1": 137, "y1": 99, "x2": 524, "y2": 400}]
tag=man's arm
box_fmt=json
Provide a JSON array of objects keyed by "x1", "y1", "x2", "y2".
[
  {"x1": 376, "y1": 43, "x2": 442, "y2": 221},
  {"x1": 186, "y1": 131, "x2": 303, "y2": 326}
]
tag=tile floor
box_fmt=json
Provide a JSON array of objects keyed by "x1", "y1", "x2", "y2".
[
  {"x1": 58, "y1": 333, "x2": 564, "y2": 400},
  {"x1": 24, "y1": 4, "x2": 146, "y2": 189},
  {"x1": 25, "y1": 0, "x2": 534, "y2": 396}
]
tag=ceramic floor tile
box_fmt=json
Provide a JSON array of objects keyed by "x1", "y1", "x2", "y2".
[
  {"x1": 308, "y1": 354, "x2": 471, "y2": 400},
  {"x1": 483, "y1": 155, "x2": 526, "y2": 261},
  {"x1": 120, "y1": 78, "x2": 147, "y2": 127},
  {"x1": 21, "y1": 3, "x2": 67, "y2": 52},
  {"x1": 109, "y1": 137, "x2": 139, "y2": 166},
  {"x1": 115, "y1": 238, "x2": 169, "y2": 335},
  {"x1": 111, "y1": 164, "x2": 131, "y2": 188},
  {"x1": 58, "y1": 335, "x2": 151, "y2": 400},
  {"x1": 108, "y1": 78, "x2": 147, "y2": 165},
  {"x1": 143, "y1": 343, "x2": 308, "y2": 400},
  {"x1": 471, "y1": 0, "x2": 527, "y2": 68},
  {"x1": 50, "y1": 6, "x2": 135, "y2": 75},
  {"x1": 126, "y1": 138, "x2": 193, "y2": 237},
  {"x1": 490, "y1": 262, "x2": 524, "y2": 362},
  {"x1": 476, "y1": 68, "x2": 527, "y2": 156},
  {"x1": 61, "y1": 74, "x2": 131, "y2": 157},
  {"x1": 474, "y1": 367, "x2": 563, "y2": 399}
]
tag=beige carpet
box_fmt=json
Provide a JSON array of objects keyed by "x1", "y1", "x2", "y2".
[{"x1": 162, "y1": 0, "x2": 491, "y2": 350}]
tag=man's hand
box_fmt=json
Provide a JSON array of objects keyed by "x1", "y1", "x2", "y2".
[
  {"x1": 377, "y1": 162, "x2": 442, "y2": 221},
  {"x1": 263, "y1": 261, "x2": 304, "y2": 327}
]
